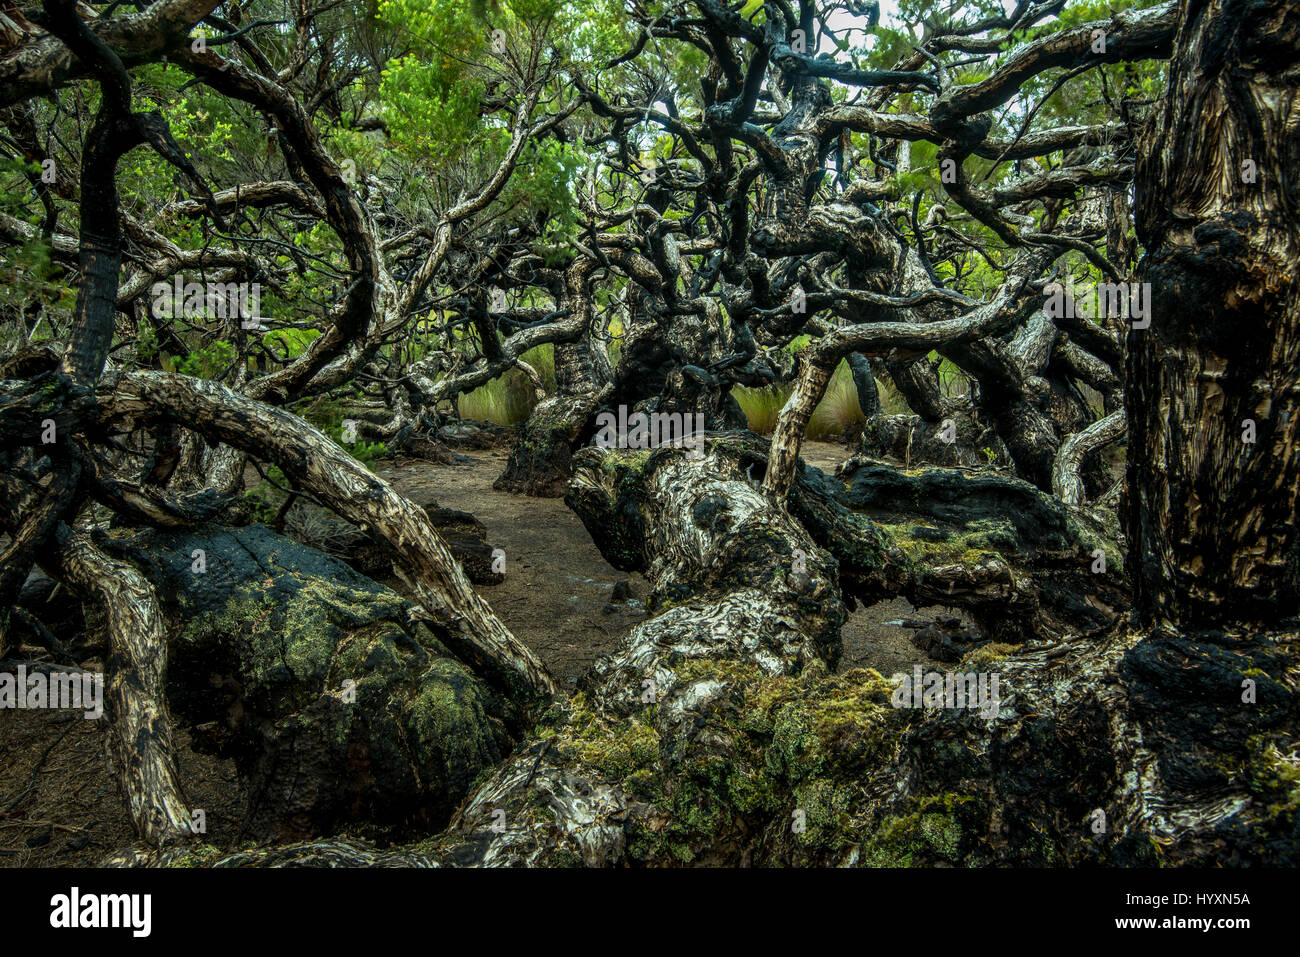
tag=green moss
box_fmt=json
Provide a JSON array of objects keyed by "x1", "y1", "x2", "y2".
[
  {"x1": 862, "y1": 793, "x2": 972, "y2": 866},
  {"x1": 166, "y1": 844, "x2": 225, "y2": 868},
  {"x1": 599, "y1": 447, "x2": 656, "y2": 476},
  {"x1": 406, "y1": 661, "x2": 485, "y2": 739},
  {"x1": 174, "y1": 560, "x2": 507, "y2": 828},
  {"x1": 662, "y1": 762, "x2": 733, "y2": 863},
  {"x1": 553, "y1": 692, "x2": 661, "y2": 786},
  {"x1": 878, "y1": 518, "x2": 1007, "y2": 569},
  {"x1": 961, "y1": 642, "x2": 1019, "y2": 668},
  {"x1": 636, "y1": 661, "x2": 898, "y2": 860},
  {"x1": 1242, "y1": 735, "x2": 1300, "y2": 821},
  {"x1": 793, "y1": 778, "x2": 856, "y2": 850},
  {"x1": 1068, "y1": 515, "x2": 1125, "y2": 575},
  {"x1": 521, "y1": 659, "x2": 913, "y2": 864},
  {"x1": 181, "y1": 577, "x2": 414, "y2": 707},
  {"x1": 834, "y1": 512, "x2": 893, "y2": 570},
  {"x1": 762, "y1": 669, "x2": 894, "y2": 782}
]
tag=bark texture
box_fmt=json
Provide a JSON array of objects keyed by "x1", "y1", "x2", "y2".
[{"x1": 1128, "y1": 0, "x2": 1300, "y2": 630}]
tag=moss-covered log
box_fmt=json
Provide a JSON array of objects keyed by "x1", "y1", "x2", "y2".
[
  {"x1": 98, "y1": 524, "x2": 518, "y2": 844},
  {"x1": 695, "y1": 433, "x2": 1126, "y2": 643}
]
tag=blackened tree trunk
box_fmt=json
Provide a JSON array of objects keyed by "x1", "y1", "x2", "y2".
[
  {"x1": 495, "y1": 259, "x2": 608, "y2": 497},
  {"x1": 1128, "y1": 0, "x2": 1300, "y2": 630}
]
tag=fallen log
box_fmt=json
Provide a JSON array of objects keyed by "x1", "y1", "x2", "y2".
[
  {"x1": 101, "y1": 369, "x2": 558, "y2": 702},
  {"x1": 97, "y1": 523, "x2": 519, "y2": 843}
]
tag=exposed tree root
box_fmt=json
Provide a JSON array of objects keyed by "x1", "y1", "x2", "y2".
[{"x1": 54, "y1": 528, "x2": 197, "y2": 846}]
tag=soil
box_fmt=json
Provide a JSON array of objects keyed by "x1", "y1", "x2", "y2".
[{"x1": 0, "y1": 440, "x2": 950, "y2": 866}]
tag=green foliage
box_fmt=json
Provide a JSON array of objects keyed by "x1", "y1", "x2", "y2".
[
  {"x1": 295, "y1": 396, "x2": 390, "y2": 467},
  {"x1": 378, "y1": 51, "x2": 485, "y2": 166},
  {"x1": 261, "y1": 328, "x2": 321, "y2": 360},
  {"x1": 173, "y1": 340, "x2": 237, "y2": 379},
  {"x1": 243, "y1": 463, "x2": 288, "y2": 525},
  {"x1": 376, "y1": 0, "x2": 570, "y2": 161},
  {"x1": 136, "y1": 320, "x2": 161, "y2": 364},
  {"x1": 0, "y1": 159, "x2": 70, "y2": 324},
  {"x1": 344, "y1": 439, "x2": 390, "y2": 466}
]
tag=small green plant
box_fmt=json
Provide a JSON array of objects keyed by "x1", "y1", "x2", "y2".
[
  {"x1": 136, "y1": 321, "x2": 161, "y2": 364},
  {"x1": 172, "y1": 340, "x2": 237, "y2": 379},
  {"x1": 343, "y1": 439, "x2": 388, "y2": 466}
]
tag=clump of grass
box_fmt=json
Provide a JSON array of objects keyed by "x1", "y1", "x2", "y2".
[
  {"x1": 734, "y1": 360, "x2": 908, "y2": 439},
  {"x1": 456, "y1": 344, "x2": 557, "y2": 425},
  {"x1": 732, "y1": 383, "x2": 785, "y2": 434},
  {"x1": 807, "y1": 360, "x2": 867, "y2": 439},
  {"x1": 876, "y1": 375, "x2": 909, "y2": 416},
  {"x1": 457, "y1": 373, "x2": 533, "y2": 425},
  {"x1": 519, "y1": 343, "x2": 556, "y2": 392}
]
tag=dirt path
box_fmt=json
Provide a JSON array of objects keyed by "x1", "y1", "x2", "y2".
[
  {"x1": 375, "y1": 441, "x2": 933, "y2": 683},
  {"x1": 375, "y1": 447, "x2": 649, "y2": 687}
]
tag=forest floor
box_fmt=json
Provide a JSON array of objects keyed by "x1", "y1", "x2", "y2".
[
  {"x1": 372, "y1": 440, "x2": 932, "y2": 683},
  {"x1": 0, "y1": 440, "x2": 945, "y2": 866}
]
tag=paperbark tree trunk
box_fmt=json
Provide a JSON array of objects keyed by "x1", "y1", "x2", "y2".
[{"x1": 1127, "y1": 0, "x2": 1300, "y2": 630}]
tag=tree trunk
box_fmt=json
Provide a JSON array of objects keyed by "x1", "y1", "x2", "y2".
[
  {"x1": 1127, "y1": 0, "x2": 1300, "y2": 630},
  {"x1": 495, "y1": 260, "x2": 607, "y2": 496}
]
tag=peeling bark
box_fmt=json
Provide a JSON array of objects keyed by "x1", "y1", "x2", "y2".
[{"x1": 54, "y1": 528, "x2": 197, "y2": 846}]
